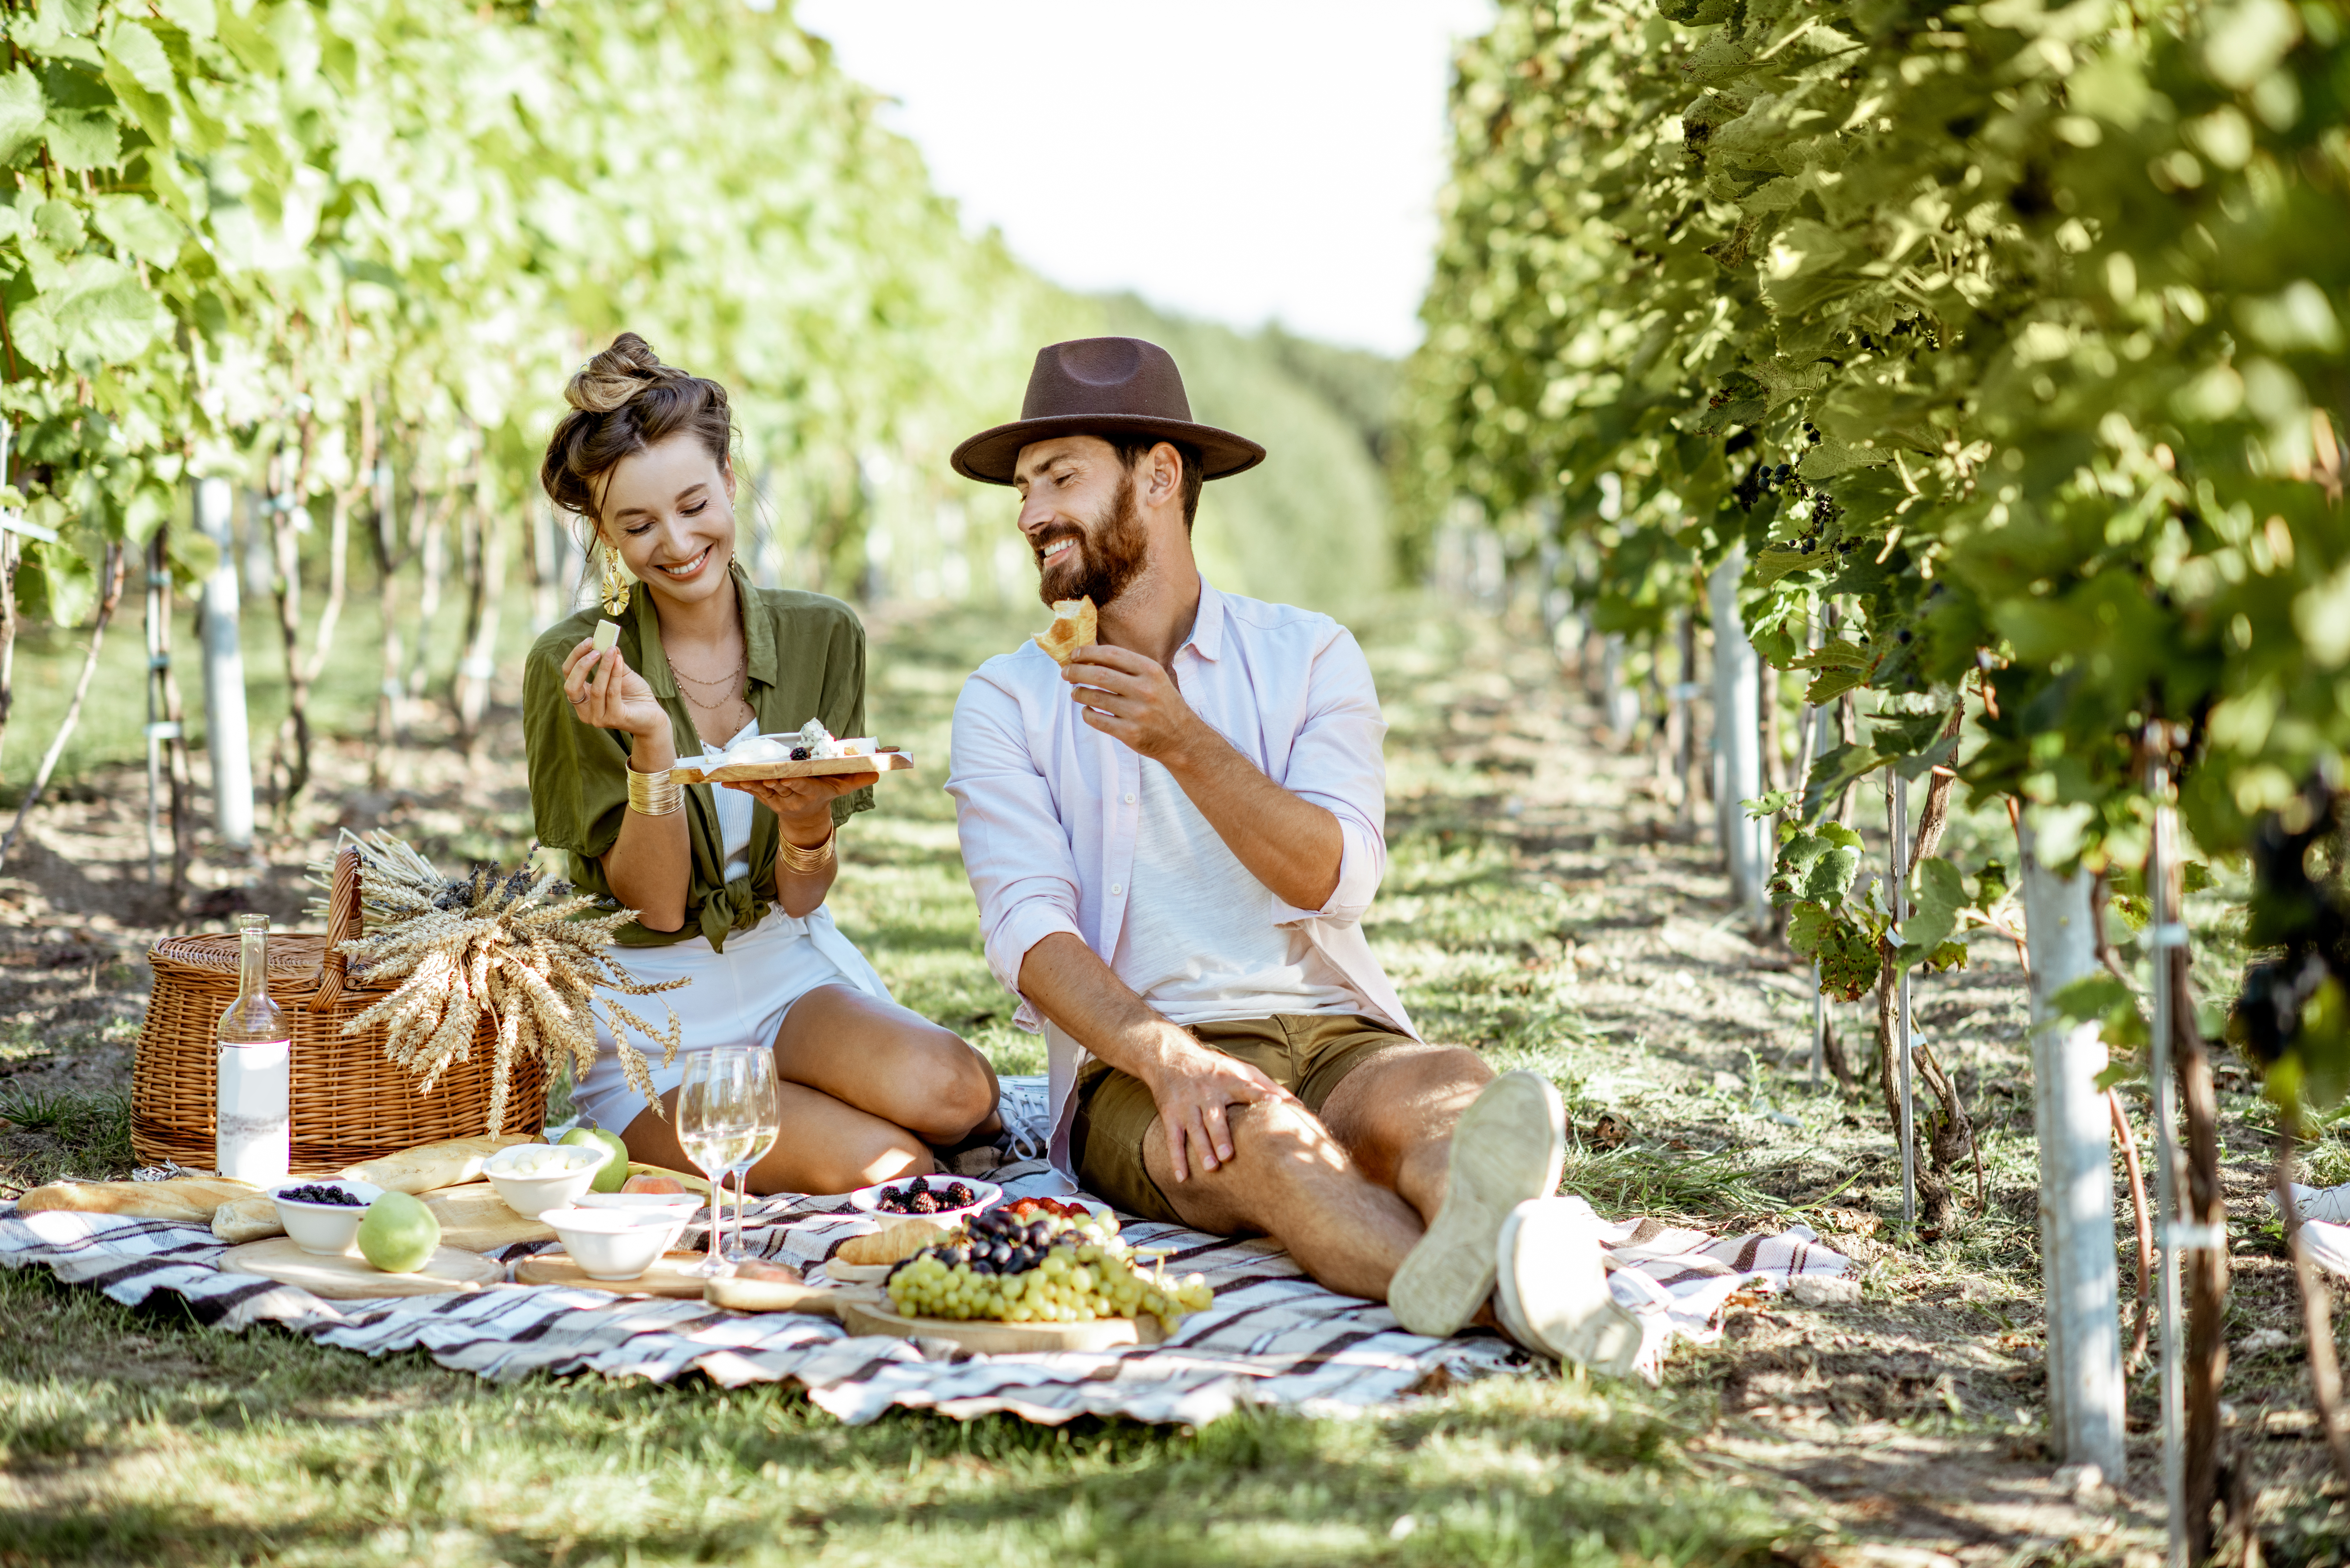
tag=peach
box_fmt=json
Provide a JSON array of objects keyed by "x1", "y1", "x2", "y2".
[{"x1": 621, "y1": 1173, "x2": 688, "y2": 1195}]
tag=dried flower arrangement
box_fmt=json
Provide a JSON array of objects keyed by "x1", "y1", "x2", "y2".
[{"x1": 309, "y1": 831, "x2": 686, "y2": 1132}]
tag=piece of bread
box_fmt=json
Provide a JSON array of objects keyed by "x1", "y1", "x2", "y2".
[
  {"x1": 212, "y1": 1195, "x2": 286, "y2": 1244},
  {"x1": 338, "y1": 1135, "x2": 534, "y2": 1196},
  {"x1": 1033, "y1": 598, "x2": 1097, "y2": 665},
  {"x1": 19, "y1": 1177, "x2": 258, "y2": 1224},
  {"x1": 836, "y1": 1217, "x2": 949, "y2": 1266}
]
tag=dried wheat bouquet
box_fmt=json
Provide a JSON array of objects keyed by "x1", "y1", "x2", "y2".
[{"x1": 308, "y1": 830, "x2": 686, "y2": 1131}]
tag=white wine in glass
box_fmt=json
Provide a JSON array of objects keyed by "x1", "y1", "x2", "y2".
[
  {"x1": 724, "y1": 1050, "x2": 783, "y2": 1262},
  {"x1": 676, "y1": 1047, "x2": 763, "y2": 1278}
]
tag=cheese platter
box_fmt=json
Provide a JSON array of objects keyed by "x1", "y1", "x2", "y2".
[
  {"x1": 511, "y1": 1251, "x2": 717, "y2": 1298},
  {"x1": 669, "y1": 751, "x2": 913, "y2": 787},
  {"x1": 218, "y1": 1237, "x2": 506, "y2": 1300},
  {"x1": 834, "y1": 1296, "x2": 1166, "y2": 1353}
]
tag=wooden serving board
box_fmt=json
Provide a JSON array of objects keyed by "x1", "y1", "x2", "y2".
[
  {"x1": 836, "y1": 1297, "x2": 1165, "y2": 1353},
  {"x1": 703, "y1": 1276, "x2": 875, "y2": 1317},
  {"x1": 419, "y1": 1183, "x2": 557, "y2": 1251},
  {"x1": 218, "y1": 1237, "x2": 506, "y2": 1299},
  {"x1": 512, "y1": 1250, "x2": 717, "y2": 1297},
  {"x1": 669, "y1": 751, "x2": 913, "y2": 786}
]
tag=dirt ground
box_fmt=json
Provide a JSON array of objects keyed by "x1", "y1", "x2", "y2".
[{"x1": 2, "y1": 603, "x2": 2343, "y2": 1565}]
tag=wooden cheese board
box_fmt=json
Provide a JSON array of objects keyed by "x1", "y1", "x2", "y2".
[
  {"x1": 703, "y1": 1275, "x2": 876, "y2": 1317},
  {"x1": 669, "y1": 751, "x2": 913, "y2": 787},
  {"x1": 512, "y1": 1250, "x2": 721, "y2": 1297},
  {"x1": 834, "y1": 1296, "x2": 1166, "y2": 1353},
  {"x1": 218, "y1": 1237, "x2": 506, "y2": 1299}
]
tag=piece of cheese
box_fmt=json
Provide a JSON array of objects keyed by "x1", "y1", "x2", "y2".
[{"x1": 592, "y1": 619, "x2": 621, "y2": 653}]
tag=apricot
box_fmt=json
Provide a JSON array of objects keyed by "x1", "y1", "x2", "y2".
[{"x1": 621, "y1": 1173, "x2": 688, "y2": 1195}]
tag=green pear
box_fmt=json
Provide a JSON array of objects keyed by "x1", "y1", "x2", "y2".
[
  {"x1": 357, "y1": 1191, "x2": 440, "y2": 1274},
  {"x1": 562, "y1": 1127, "x2": 631, "y2": 1193}
]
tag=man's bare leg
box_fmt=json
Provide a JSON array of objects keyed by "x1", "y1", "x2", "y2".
[
  {"x1": 1139, "y1": 1096, "x2": 1425, "y2": 1301},
  {"x1": 1317, "y1": 1043, "x2": 1496, "y2": 1221}
]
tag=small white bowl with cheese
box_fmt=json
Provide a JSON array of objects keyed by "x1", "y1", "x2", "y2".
[{"x1": 483, "y1": 1142, "x2": 612, "y2": 1218}]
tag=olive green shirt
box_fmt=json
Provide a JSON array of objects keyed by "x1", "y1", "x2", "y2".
[{"x1": 522, "y1": 563, "x2": 872, "y2": 951}]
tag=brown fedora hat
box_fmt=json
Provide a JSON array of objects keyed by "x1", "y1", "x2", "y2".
[{"x1": 951, "y1": 337, "x2": 1266, "y2": 486}]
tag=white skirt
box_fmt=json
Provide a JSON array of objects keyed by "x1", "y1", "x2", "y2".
[{"x1": 571, "y1": 905, "x2": 892, "y2": 1134}]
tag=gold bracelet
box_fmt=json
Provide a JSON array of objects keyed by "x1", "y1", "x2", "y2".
[
  {"x1": 625, "y1": 765, "x2": 682, "y2": 817},
  {"x1": 778, "y1": 822, "x2": 837, "y2": 874}
]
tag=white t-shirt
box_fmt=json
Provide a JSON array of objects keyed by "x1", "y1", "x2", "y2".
[
  {"x1": 1109, "y1": 757, "x2": 1362, "y2": 1025},
  {"x1": 712, "y1": 720, "x2": 756, "y2": 883}
]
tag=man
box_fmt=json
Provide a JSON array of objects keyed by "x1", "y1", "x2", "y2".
[{"x1": 944, "y1": 337, "x2": 1639, "y2": 1369}]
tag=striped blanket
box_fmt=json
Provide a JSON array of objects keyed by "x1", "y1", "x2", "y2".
[{"x1": 2, "y1": 1106, "x2": 1850, "y2": 1422}]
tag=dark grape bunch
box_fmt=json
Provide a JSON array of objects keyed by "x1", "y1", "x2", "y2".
[
  {"x1": 884, "y1": 1207, "x2": 1212, "y2": 1329},
  {"x1": 888, "y1": 1205, "x2": 1059, "y2": 1278},
  {"x1": 277, "y1": 1183, "x2": 365, "y2": 1207},
  {"x1": 2232, "y1": 780, "x2": 2350, "y2": 1067},
  {"x1": 873, "y1": 1175, "x2": 977, "y2": 1215}
]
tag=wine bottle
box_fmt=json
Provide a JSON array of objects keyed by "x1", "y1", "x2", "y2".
[{"x1": 216, "y1": 913, "x2": 291, "y2": 1185}]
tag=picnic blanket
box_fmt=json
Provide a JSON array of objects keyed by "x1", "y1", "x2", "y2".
[{"x1": 0, "y1": 1081, "x2": 1851, "y2": 1423}]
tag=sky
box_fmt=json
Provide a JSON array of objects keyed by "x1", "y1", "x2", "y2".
[{"x1": 793, "y1": 0, "x2": 1499, "y2": 359}]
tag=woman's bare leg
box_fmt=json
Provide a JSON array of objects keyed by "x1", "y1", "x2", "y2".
[
  {"x1": 620, "y1": 1079, "x2": 936, "y2": 1195},
  {"x1": 769, "y1": 984, "x2": 1000, "y2": 1146}
]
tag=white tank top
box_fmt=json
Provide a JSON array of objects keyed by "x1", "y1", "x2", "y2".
[{"x1": 1109, "y1": 757, "x2": 1361, "y2": 1025}]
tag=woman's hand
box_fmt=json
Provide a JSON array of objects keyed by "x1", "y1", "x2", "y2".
[
  {"x1": 724, "y1": 771, "x2": 878, "y2": 844},
  {"x1": 561, "y1": 638, "x2": 671, "y2": 759}
]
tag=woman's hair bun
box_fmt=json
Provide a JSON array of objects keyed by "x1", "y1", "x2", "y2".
[
  {"x1": 541, "y1": 331, "x2": 736, "y2": 527},
  {"x1": 565, "y1": 331, "x2": 691, "y2": 415}
]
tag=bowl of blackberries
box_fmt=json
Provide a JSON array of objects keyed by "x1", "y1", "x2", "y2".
[
  {"x1": 266, "y1": 1178, "x2": 386, "y2": 1255},
  {"x1": 846, "y1": 1174, "x2": 1000, "y2": 1223}
]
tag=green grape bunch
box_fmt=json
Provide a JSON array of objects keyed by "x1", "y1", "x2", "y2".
[{"x1": 884, "y1": 1206, "x2": 1213, "y2": 1333}]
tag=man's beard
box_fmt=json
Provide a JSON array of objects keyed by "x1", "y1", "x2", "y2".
[{"x1": 1035, "y1": 470, "x2": 1150, "y2": 609}]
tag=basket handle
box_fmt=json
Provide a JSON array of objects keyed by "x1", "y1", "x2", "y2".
[{"x1": 308, "y1": 847, "x2": 362, "y2": 1012}]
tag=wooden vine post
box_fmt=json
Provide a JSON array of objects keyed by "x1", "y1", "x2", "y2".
[
  {"x1": 1708, "y1": 543, "x2": 1768, "y2": 926},
  {"x1": 2017, "y1": 815, "x2": 2127, "y2": 1482},
  {"x1": 193, "y1": 477, "x2": 255, "y2": 857}
]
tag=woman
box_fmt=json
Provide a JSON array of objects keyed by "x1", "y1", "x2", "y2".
[{"x1": 523, "y1": 333, "x2": 998, "y2": 1192}]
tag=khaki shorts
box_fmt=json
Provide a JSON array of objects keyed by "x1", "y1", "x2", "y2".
[{"x1": 1071, "y1": 1013, "x2": 1415, "y2": 1225}]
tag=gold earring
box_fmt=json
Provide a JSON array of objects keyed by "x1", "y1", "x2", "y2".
[{"x1": 600, "y1": 543, "x2": 629, "y2": 616}]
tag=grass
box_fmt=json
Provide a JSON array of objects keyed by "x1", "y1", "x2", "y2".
[
  {"x1": 0, "y1": 1085, "x2": 133, "y2": 1181},
  {"x1": 0, "y1": 600, "x2": 1897, "y2": 1565}
]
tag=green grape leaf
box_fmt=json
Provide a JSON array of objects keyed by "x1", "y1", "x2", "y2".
[
  {"x1": 50, "y1": 257, "x2": 167, "y2": 367},
  {"x1": 0, "y1": 69, "x2": 45, "y2": 164},
  {"x1": 90, "y1": 195, "x2": 182, "y2": 266},
  {"x1": 41, "y1": 108, "x2": 119, "y2": 171},
  {"x1": 1895, "y1": 856, "x2": 1968, "y2": 967}
]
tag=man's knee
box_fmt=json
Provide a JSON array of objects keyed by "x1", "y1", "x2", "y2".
[{"x1": 1225, "y1": 1095, "x2": 1348, "y2": 1175}]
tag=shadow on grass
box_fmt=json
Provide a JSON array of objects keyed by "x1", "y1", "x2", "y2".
[{"x1": 0, "y1": 1265, "x2": 1799, "y2": 1568}]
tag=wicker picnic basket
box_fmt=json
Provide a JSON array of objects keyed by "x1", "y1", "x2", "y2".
[{"x1": 131, "y1": 847, "x2": 547, "y2": 1173}]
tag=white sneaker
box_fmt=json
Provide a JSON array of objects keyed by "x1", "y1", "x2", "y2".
[
  {"x1": 1493, "y1": 1197, "x2": 1644, "y2": 1377},
  {"x1": 1388, "y1": 1070, "x2": 1566, "y2": 1337}
]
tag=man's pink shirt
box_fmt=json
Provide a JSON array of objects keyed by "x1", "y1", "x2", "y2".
[{"x1": 945, "y1": 578, "x2": 1416, "y2": 1178}]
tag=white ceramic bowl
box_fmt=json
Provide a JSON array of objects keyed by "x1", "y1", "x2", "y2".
[
  {"x1": 845, "y1": 1176, "x2": 1001, "y2": 1225},
  {"x1": 266, "y1": 1179, "x2": 385, "y2": 1255},
  {"x1": 539, "y1": 1206, "x2": 689, "y2": 1281},
  {"x1": 576, "y1": 1191, "x2": 704, "y2": 1218},
  {"x1": 482, "y1": 1142, "x2": 612, "y2": 1218}
]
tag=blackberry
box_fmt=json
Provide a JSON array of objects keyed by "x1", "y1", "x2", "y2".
[
  {"x1": 277, "y1": 1183, "x2": 364, "y2": 1207},
  {"x1": 908, "y1": 1192, "x2": 941, "y2": 1214},
  {"x1": 789, "y1": 746, "x2": 811, "y2": 761}
]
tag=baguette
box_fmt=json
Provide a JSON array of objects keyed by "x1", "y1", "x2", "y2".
[
  {"x1": 836, "y1": 1217, "x2": 948, "y2": 1266},
  {"x1": 19, "y1": 1177, "x2": 258, "y2": 1224},
  {"x1": 339, "y1": 1135, "x2": 534, "y2": 1196},
  {"x1": 212, "y1": 1194, "x2": 286, "y2": 1245},
  {"x1": 1033, "y1": 598, "x2": 1097, "y2": 666}
]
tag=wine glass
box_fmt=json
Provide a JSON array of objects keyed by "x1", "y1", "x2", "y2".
[
  {"x1": 676, "y1": 1047, "x2": 762, "y2": 1278},
  {"x1": 722, "y1": 1050, "x2": 782, "y2": 1263}
]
